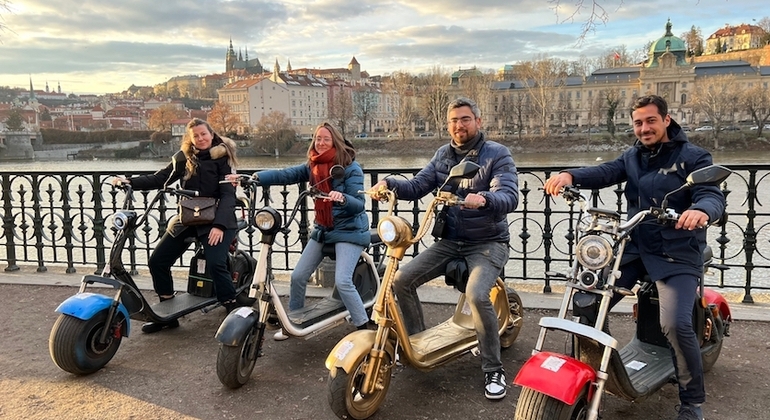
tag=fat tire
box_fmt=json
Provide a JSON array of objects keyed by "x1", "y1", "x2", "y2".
[
  {"x1": 216, "y1": 326, "x2": 260, "y2": 389},
  {"x1": 515, "y1": 386, "x2": 588, "y2": 420},
  {"x1": 501, "y1": 287, "x2": 524, "y2": 348},
  {"x1": 701, "y1": 313, "x2": 724, "y2": 373},
  {"x1": 328, "y1": 353, "x2": 392, "y2": 420},
  {"x1": 48, "y1": 311, "x2": 122, "y2": 375}
]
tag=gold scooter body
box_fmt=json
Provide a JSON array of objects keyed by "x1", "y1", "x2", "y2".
[{"x1": 324, "y1": 161, "x2": 524, "y2": 420}]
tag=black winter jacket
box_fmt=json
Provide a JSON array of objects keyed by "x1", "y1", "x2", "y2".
[
  {"x1": 566, "y1": 119, "x2": 725, "y2": 280},
  {"x1": 128, "y1": 138, "x2": 238, "y2": 236}
]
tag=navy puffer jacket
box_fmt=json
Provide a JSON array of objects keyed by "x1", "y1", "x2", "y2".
[
  {"x1": 385, "y1": 133, "x2": 519, "y2": 243},
  {"x1": 566, "y1": 119, "x2": 726, "y2": 280},
  {"x1": 256, "y1": 161, "x2": 370, "y2": 248}
]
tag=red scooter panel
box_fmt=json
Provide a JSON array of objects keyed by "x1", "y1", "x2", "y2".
[{"x1": 513, "y1": 351, "x2": 595, "y2": 405}]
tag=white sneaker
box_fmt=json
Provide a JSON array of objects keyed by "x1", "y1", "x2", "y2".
[
  {"x1": 273, "y1": 329, "x2": 289, "y2": 341},
  {"x1": 484, "y1": 370, "x2": 507, "y2": 400}
]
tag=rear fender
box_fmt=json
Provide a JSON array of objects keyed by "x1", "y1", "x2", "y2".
[
  {"x1": 703, "y1": 288, "x2": 731, "y2": 321},
  {"x1": 55, "y1": 292, "x2": 131, "y2": 336},
  {"x1": 513, "y1": 351, "x2": 595, "y2": 406},
  {"x1": 325, "y1": 330, "x2": 394, "y2": 375},
  {"x1": 215, "y1": 307, "x2": 259, "y2": 346}
]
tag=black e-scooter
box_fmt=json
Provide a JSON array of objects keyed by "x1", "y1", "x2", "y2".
[{"x1": 49, "y1": 183, "x2": 255, "y2": 375}]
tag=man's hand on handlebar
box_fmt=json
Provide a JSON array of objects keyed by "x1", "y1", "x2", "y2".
[
  {"x1": 543, "y1": 172, "x2": 574, "y2": 196},
  {"x1": 111, "y1": 176, "x2": 130, "y2": 187},
  {"x1": 676, "y1": 209, "x2": 709, "y2": 231},
  {"x1": 461, "y1": 192, "x2": 486, "y2": 209}
]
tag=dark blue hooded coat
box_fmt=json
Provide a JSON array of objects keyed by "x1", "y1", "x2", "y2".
[{"x1": 566, "y1": 119, "x2": 726, "y2": 280}]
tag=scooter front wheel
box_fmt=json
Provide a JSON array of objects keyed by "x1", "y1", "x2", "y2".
[
  {"x1": 216, "y1": 325, "x2": 261, "y2": 388},
  {"x1": 514, "y1": 386, "x2": 588, "y2": 420},
  {"x1": 328, "y1": 352, "x2": 392, "y2": 420},
  {"x1": 49, "y1": 311, "x2": 123, "y2": 375}
]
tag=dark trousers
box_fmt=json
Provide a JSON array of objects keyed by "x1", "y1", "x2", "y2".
[
  {"x1": 612, "y1": 259, "x2": 705, "y2": 405},
  {"x1": 148, "y1": 227, "x2": 237, "y2": 303}
]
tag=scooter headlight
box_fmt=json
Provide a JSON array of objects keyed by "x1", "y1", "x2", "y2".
[
  {"x1": 575, "y1": 234, "x2": 613, "y2": 270},
  {"x1": 112, "y1": 210, "x2": 136, "y2": 231},
  {"x1": 377, "y1": 216, "x2": 412, "y2": 248},
  {"x1": 254, "y1": 207, "x2": 281, "y2": 235}
]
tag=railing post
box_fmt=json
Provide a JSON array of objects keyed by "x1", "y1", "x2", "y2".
[
  {"x1": 742, "y1": 170, "x2": 757, "y2": 304},
  {"x1": 1, "y1": 173, "x2": 19, "y2": 272}
]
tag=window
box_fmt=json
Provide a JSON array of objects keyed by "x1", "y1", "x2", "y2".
[{"x1": 681, "y1": 94, "x2": 687, "y2": 105}]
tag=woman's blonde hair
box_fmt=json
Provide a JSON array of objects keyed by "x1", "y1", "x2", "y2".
[
  {"x1": 181, "y1": 118, "x2": 238, "y2": 178},
  {"x1": 307, "y1": 122, "x2": 355, "y2": 166}
]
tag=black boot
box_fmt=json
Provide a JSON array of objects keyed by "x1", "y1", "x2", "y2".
[{"x1": 142, "y1": 294, "x2": 180, "y2": 334}]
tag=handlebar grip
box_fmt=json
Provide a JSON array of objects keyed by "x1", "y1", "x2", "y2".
[{"x1": 175, "y1": 189, "x2": 200, "y2": 197}]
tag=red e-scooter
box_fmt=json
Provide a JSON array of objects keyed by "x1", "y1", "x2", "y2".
[{"x1": 513, "y1": 165, "x2": 732, "y2": 420}]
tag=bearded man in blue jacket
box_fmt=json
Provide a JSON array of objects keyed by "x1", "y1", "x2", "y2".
[
  {"x1": 544, "y1": 95, "x2": 725, "y2": 420},
  {"x1": 370, "y1": 97, "x2": 519, "y2": 400}
]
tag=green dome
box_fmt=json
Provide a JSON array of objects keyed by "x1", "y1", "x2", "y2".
[
  {"x1": 649, "y1": 19, "x2": 687, "y2": 55},
  {"x1": 646, "y1": 19, "x2": 688, "y2": 68}
]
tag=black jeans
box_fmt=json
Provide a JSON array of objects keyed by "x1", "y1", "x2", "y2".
[{"x1": 148, "y1": 226, "x2": 237, "y2": 303}]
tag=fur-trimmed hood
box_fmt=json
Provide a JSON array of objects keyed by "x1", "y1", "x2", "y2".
[{"x1": 181, "y1": 135, "x2": 237, "y2": 179}]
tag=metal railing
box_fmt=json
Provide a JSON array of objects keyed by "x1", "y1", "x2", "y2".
[{"x1": 2, "y1": 165, "x2": 769, "y2": 303}]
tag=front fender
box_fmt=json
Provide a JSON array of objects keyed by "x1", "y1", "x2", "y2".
[
  {"x1": 215, "y1": 307, "x2": 259, "y2": 346},
  {"x1": 703, "y1": 288, "x2": 732, "y2": 321},
  {"x1": 325, "y1": 330, "x2": 394, "y2": 375},
  {"x1": 513, "y1": 351, "x2": 595, "y2": 406},
  {"x1": 55, "y1": 292, "x2": 131, "y2": 336}
]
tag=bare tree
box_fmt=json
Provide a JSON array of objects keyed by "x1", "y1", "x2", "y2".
[
  {"x1": 252, "y1": 111, "x2": 295, "y2": 155},
  {"x1": 416, "y1": 66, "x2": 450, "y2": 138},
  {"x1": 585, "y1": 93, "x2": 604, "y2": 140},
  {"x1": 681, "y1": 25, "x2": 704, "y2": 57},
  {"x1": 601, "y1": 87, "x2": 621, "y2": 137},
  {"x1": 548, "y1": 0, "x2": 615, "y2": 40},
  {"x1": 352, "y1": 86, "x2": 379, "y2": 135},
  {"x1": 207, "y1": 101, "x2": 241, "y2": 136},
  {"x1": 741, "y1": 82, "x2": 770, "y2": 137},
  {"x1": 757, "y1": 17, "x2": 770, "y2": 46},
  {"x1": 690, "y1": 75, "x2": 740, "y2": 149},
  {"x1": 518, "y1": 55, "x2": 569, "y2": 135},
  {"x1": 328, "y1": 84, "x2": 356, "y2": 137},
  {"x1": 387, "y1": 71, "x2": 417, "y2": 139},
  {"x1": 1, "y1": 1, "x2": 13, "y2": 39}
]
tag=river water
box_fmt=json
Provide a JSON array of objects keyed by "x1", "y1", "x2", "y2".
[{"x1": 1, "y1": 149, "x2": 768, "y2": 172}]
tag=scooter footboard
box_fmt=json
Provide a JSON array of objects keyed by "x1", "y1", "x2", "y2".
[
  {"x1": 513, "y1": 351, "x2": 595, "y2": 406},
  {"x1": 215, "y1": 307, "x2": 260, "y2": 347},
  {"x1": 325, "y1": 331, "x2": 394, "y2": 375},
  {"x1": 55, "y1": 293, "x2": 132, "y2": 336}
]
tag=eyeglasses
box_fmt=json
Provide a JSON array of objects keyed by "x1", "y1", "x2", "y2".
[{"x1": 448, "y1": 116, "x2": 474, "y2": 126}]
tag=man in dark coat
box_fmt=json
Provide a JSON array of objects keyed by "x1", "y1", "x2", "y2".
[
  {"x1": 370, "y1": 97, "x2": 519, "y2": 400},
  {"x1": 544, "y1": 95, "x2": 725, "y2": 420}
]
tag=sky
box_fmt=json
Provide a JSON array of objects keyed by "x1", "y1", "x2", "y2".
[{"x1": 0, "y1": 0, "x2": 767, "y2": 95}]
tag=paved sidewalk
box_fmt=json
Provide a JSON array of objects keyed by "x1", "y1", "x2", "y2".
[{"x1": 2, "y1": 264, "x2": 768, "y2": 321}]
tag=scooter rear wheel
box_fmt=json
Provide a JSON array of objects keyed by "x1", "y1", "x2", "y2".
[
  {"x1": 328, "y1": 352, "x2": 392, "y2": 420},
  {"x1": 514, "y1": 386, "x2": 588, "y2": 420},
  {"x1": 49, "y1": 311, "x2": 123, "y2": 375},
  {"x1": 216, "y1": 326, "x2": 260, "y2": 388},
  {"x1": 501, "y1": 287, "x2": 524, "y2": 348},
  {"x1": 701, "y1": 313, "x2": 724, "y2": 373}
]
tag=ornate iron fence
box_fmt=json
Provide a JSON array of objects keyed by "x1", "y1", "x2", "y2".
[{"x1": 2, "y1": 165, "x2": 769, "y2": 303}]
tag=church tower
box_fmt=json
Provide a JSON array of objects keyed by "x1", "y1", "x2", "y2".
[
  {"x1": 348, "y1": 56, "x2": 361, "y2": 81},
  {"x1": 226, "y1": 38, "x2": 236, "y2": 72}
]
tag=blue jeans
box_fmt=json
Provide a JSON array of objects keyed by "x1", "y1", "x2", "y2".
[
  {"x1": 393, "y1": 240, "x2": 509, "y2": 373},
  {"x1": 612, "y1": 259, "x2": 705, "y2": 405},
  {"x1": 289, "y1": 239, "x2": 369, "y2": 327}
]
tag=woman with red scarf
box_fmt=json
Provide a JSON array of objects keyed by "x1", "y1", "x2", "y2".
[{"x1": 252, "y1": 123, "x2": 370, "y2": 339}]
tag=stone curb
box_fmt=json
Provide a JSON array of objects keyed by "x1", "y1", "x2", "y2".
[{"x1": 1, "y1": 265, "x2": 768, "y2": 322}]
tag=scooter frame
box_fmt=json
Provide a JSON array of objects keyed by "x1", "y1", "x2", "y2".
[
  {"x1": 49, "y1": 185, "x2": 252, "y2": 375},
  {"x1": 513, "y1": 165, "x2": 732, "y2": 420},
  {"x1": 214, "y1": 169, "x2": 384, "y2": 389}
]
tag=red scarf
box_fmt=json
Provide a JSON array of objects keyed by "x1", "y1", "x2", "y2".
[{"x1": 309, "y1": 147, "x2": 336, "y2": 228}]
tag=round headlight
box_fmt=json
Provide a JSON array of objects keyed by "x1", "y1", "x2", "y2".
[
  {"x1": 379, "y1": 219, "x2": 397, "y2": 243},
  {"x1": 254, "y1": 209, "x2": 277, "y2": 231},
  {"x1": 112, "y1": 211, "x2": 134, "y2": 231},
  {"x1": 575, "y1": 235, "x2": 613, "y2": 270}
]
